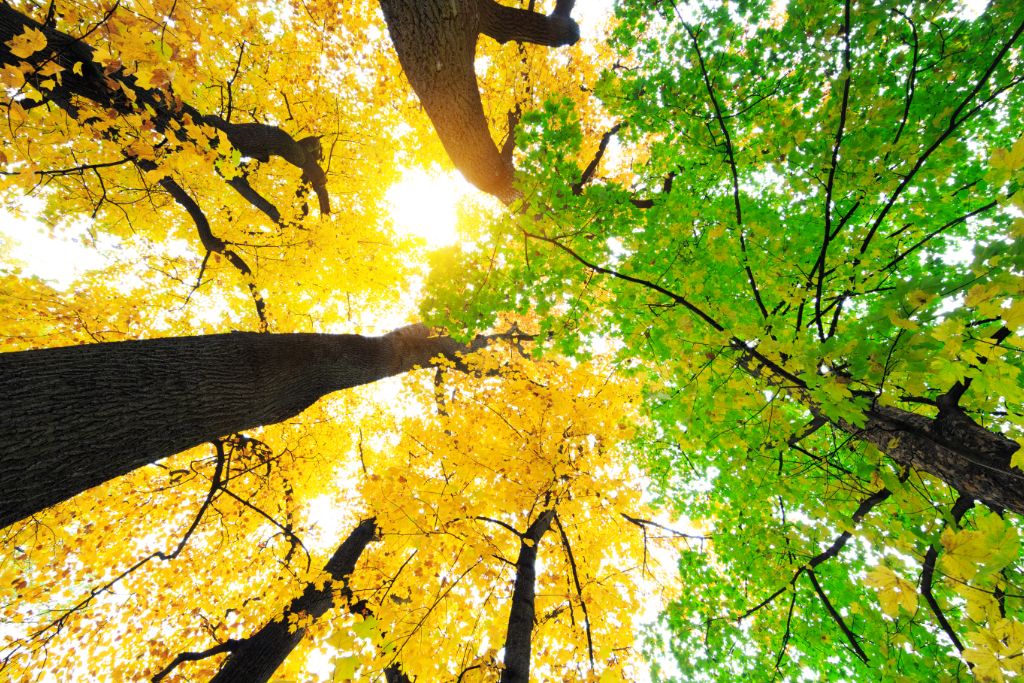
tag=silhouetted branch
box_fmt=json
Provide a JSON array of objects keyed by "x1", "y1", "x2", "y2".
[
  {"x1": 572, "y1": 123, "x2": 621, "y2": 195},
  {"x1": 807, "y1": 569, "x2": 868, "y2": 663},
  {"x1": 919, "y1": 494, "x2": 974, "y2": 653},
  {"x1": 554, "y1": 512, "x2": 594, "y2": 671},
  {"x1": 740, "y1": 485, "x2": 892, "y2": 620},
  {"x1": 151, "y1": 640, "x2": 239, "y2": 682}
]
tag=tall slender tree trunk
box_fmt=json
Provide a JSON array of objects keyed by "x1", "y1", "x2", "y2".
[
  {"x1": 208, "y1": 519, "x2": 378, "y2": 683},
  {"x1": 500, "y1": 509, "x2": 554, "y2": 683},
  {"x1": 0, "y1": 325, "x2": 495, "y2": 526}
]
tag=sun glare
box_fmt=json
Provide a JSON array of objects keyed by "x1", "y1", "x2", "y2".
[{"x1": 386, "y1": 169, "x2": 466, "y2": 249}]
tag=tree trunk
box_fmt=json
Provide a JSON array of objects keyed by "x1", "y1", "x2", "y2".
[
  {"x1": 500, "y1": 509, "x2": 554, "y2": 683},
  {"x1": 209, "y1": 519, "x2": 378, "y2": 683},
  {"x1": 0, "y1": 325, "x2": 488, "y2": 526},
  {"x1": 377, "y1": 0, "x2": 578, "y2": 203},
  {"x1": 845, "y1": 404, "x2": 1023, "y2": 514}
]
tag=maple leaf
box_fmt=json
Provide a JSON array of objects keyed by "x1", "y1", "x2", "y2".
[
  {"x1": 864, "y1": 565, "x2": 917, "y2": 618},
  {"x1": 941, "y1": 513, "x2": 1020, "y2": 582},
  {"x1": 5, "y1": 27, "x2": 47, "y2": 59}
]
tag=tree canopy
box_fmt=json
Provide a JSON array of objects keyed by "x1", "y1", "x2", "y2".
[{"x1": 2, "y1": 0, "x2": 1023, "y2": 682}]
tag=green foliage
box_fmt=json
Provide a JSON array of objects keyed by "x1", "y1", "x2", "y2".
[{"x1": 425, "y1": 0, "x2": 1024, "y2": 679}]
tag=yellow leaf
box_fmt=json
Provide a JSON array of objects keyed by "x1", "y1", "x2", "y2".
[
  {"x1": 6, "y1": 27, "x2": 47, "y2": 59},
  {"x1": 966, "y1": 619, "x2": 1024, "y2": 682},
  {"x1": 1011, "y1": 440, "x2": 1024, "y2": 471},
  {"x1": 332, "y1": 655, "x2": 360, "y2": 682},
  {"x1": 865, "y1": 565, "x2": 917, "y2": 617},
  {"x1": 1004, "y1": 299, "x2": 1024, "y2": 332},
  {"x1": 351, "y1": 615, "x2": 378, "y2": 639},
  {"x1": 36, "y1": 61, "x2": 63, "y2": 78},
  {"x1": 124, "y1": 141, "x2": 156, "y2": 162},
  {"x1": 965, "y1": 646, "x2": 1005, "y2": 683},
  {"x1": 0, "y1": 64, "x2": 26, "y2": 89},
  {"x1": 143, "y1": 167, "x2": 168, "y2": 184},
  {"x1": 326, "y1": 626, "x2": 352, "y2": 650},
  {"x1": 941, "y1": 513, "x2": 1020, "y2": 582}
]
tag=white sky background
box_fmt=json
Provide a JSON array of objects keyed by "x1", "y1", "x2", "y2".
[{"x1": 0, "y1": 201, "x2": 107, "y2": 288}]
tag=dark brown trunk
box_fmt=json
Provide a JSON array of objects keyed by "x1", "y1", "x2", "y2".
[
  {"x1": 0, "y1": 325, "x2": 481, "y2": 526},
  {"x1": 208, "y1": 519, "x2": 378, "y2": 683},
  {"x1": 478, "y1": 0, "x2": 579, "y2": 46},
  {"x1": 377, "y1": 0, "x2": 578, "y2": 202},
  {"x1": 845, "y1": 404, "x2": 1023, "y2": 515},
  {"x1": 500, "y1": 509, "x2": 554, "y2": 683}
]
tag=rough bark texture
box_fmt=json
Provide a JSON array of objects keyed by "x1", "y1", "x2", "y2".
[
  {"x1": 0, "y1": 4, "x2": 330, "y2": 214},
  {"x1": 847, "y1": 403, "x2": 1023, "y2": 515},
  {"x1": 0, "y1": 325, "x2": 489, "y2": 526},
  {"x1": 500, "y1": 509, "x2": 555, "y2": 683},
  {"x1": 744, "y1": 342, "x2": 1023, "y2": 516},
  {"x1": 377, "y1": 0, "x2": 578, "y2": 203},
  {"x1": 209, "y1": 519, "x2": 378, "y2": 683}
]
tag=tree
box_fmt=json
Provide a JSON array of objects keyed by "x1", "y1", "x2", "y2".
[
  {"x1": 0, "y1": 324, "x2": 524, "y2": 526},
  {"x1": 5, "y1": 0, "x2": 1024, "y2": 680},
  {"x1": 0, "y1": 0, "x2": 422, "y2": 333},
  {"x1": 378, "y1": 0, "x2": 580, "y2": 201},
  {"x1": 1, "y1": 338, "x2": 676, "y2": 681},
  {"x1": 423, "y1": 0, "x2": 1024, "y2": 679},
  {"x1": 2, "y1": 1, "x2": 634, "y2": 680},
  {"x1": 176, "y1": 518, "x2": 381, "y2": 683}
]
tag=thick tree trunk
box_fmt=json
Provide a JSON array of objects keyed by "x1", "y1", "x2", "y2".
[
  {"x1": 478, "y1": 1, "x2": 579, "y2": 46},
  {"x1": 0, "y1": 325, "x2": 488, "y2": 526},
  {"x1": 377, "y1": 0, "x2": 578, "y2": 203},
  {"x1": 846, "y1": 404, "x2": 1023, "y2": 515},
  {"x1": 209, "y1": 519, "x2": 378, "y2": 683},
  {"x1": 500, "y1": 509, "x2": 554, "y2": 683}
]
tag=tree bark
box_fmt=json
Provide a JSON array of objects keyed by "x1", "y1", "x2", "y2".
[
  {"x1": 377, "y1": 0, "x2": 578, "y2": 203},
  {"x1": 0, "y1": 325, "x2": 495, "y2": 526},
  {"x1": 500, "y1": 509, "x2": 554, "y2": 683},
  {"x1": 845, "y1": 403, "x2": 1023, "y2": 515},
  {"x1": 208, "y1": 519, "x2": 378, "y2": 683},
  {"x1": 478, "y1": 1, "x2": 579, "y2": 46}
]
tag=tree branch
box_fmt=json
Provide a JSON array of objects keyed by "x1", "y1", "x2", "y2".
[
  {"x1": 919, "y1": 494, "x2": 974, "y2": 653},
  {"x1": 478, "y1": 0, "x2": 580, "y2": 47},
  {"x1": 150, "y1": 169, "x2": 269, "y2": 331},
  {"x1": 151, "y1": 641, "x2": 240, "y2": 682},
  {"x1": 740, "y1": 485, "x2": 891, "y2": 620},
  {"x1": 554, "y1": 511, "x2": 594, "y2": 672},
  {"x1": 620, "y1": 512, "x2": 707, "y2": 540},
  {"x1": 814, "y1": 0, "x2": 853, "y2": 341},
  {"x1": 859, "y1": 16, "x2": 1024, "y2": 255},
  {"x1": 674, "y1": 4, "x2": 768, "y2": 319},
  {"x1": 807, "y1": 569, "x2": 868, "y2": 663},
  {"x1": 26, "y1": 442, "x2": 227, "y2": 647},
  {"x1": 572, "y1": 123, "x2": 622, "y2": 195}
]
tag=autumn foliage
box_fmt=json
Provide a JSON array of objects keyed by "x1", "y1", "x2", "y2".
[{"x1": 2, "y1": 0, "x2": 1024, "y2": 682}]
